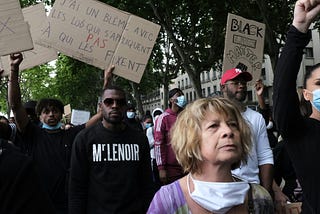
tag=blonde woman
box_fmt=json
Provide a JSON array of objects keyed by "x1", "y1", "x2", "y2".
[{"x1": 148, "y1": 97, "x2": 274, "y2": 214}]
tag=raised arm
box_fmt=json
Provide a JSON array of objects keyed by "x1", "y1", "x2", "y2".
[
  {"x1": 8, "y1": 53, "x2": 29, "y2": 133},
  {"x1": 273, "y1": 0, "x2": 320, "y2": 137},
  {"x1": 103, "y1": 65, "x2": 115, "y2": 89}
]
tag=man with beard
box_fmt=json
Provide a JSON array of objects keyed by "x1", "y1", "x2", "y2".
[
  {"x1": 69, "y1": 85, "x2": 154, "y2": 214},
  {"x1": 220, "y1": 67, "x2": 274, "y2": 195}
]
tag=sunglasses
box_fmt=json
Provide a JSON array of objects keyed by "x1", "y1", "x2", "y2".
[
  {"x1": 225, "y1": 80, "x2": 247, "y2": 86},
  {"x1": 103, "y1": 98, "x2": 127, "y2": 107}
]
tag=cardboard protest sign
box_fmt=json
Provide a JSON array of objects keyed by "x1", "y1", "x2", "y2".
[
  {"x1": 0, "y1": 0, "x2": 33, "y2": 56},
  {"x1": 222, "y1": 13, "x2": 265, "y2": 83},
  {"x1": 71, "y1": 109, "x2": 90, "y2": 125},
  {"x1": 0, "y1": 3, "x2": 58, "y2": 76},
  {"x1": 37, "y1": 0, "x2": 161, "y2": 83},
  {"x1": 64, "y1": 104, "x2": 72, "y2": 116}
]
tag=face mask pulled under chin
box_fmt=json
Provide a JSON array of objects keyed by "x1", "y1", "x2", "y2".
[
  {"x1": 187, "y1": 174, "x2": 249, "y2": 214},
  {"x1": 42, "y1": 122, "x2": 62, "y2": 130}
]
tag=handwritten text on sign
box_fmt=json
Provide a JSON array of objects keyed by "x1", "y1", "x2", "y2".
[
  {"x1": 0, "y1": 3, "x2": 57, "y2": 76},
  {"x1": 222, "y1": 13, "x2": 265, "y2": 82},
  {"x1": 37, "y1": 0, "x2": 161, "y2": 83},
  {"x1": 0, "y1": 0, "x2": 33, "y2": 56}
]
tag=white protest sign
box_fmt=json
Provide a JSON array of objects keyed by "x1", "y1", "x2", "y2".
[
  {"x1": 0, "y1": 0, "x2": 33, "y2": 56},
  {"x1": 0, "y1": 3, "x2": 58, "y2": 76},
  {"x1": 222, "y1": 13, "x2": 265, "y2": 82},
  {"x1": 71, "y1": 109, "x2": 90, "y2": 125},
  {"x1": 37, "y1": 0, "x2": 161, "y2": 83}
]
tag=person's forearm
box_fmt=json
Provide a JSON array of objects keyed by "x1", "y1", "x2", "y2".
[
  {"x1": 8, "y1": 68, "x2": 22, "y2": 111},
  {"x1": 259, "y1": 164, "x2": 273, "y2": 193},
  {"x1": 85, "y1": 112, "x2": 102, "y2": 128},
  {"x1": 8, "y1": 62, "x2": 28, "y2": 133},
  {"x1": 257, "y1": 94, "x2": 266, "y2": 110}
]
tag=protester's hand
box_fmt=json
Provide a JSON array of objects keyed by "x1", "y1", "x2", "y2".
[
  {"x1": 158, "y1": 169, "x2": 168, "y2": 184},
  {"x1": 254, "y1": 79, "x2": 264, "y2": 96},
  {"x1": 293, "y1": 0, "x2": 320, "y2": 33},
  {"x1": 103, "y1": 64, "x2": 115, "y2": 89},
  {"x1": 274, "y1": 190, "x2": 289, "y2": 214},
  {"x1": 10, "y1": 53, "x2": 23, "y2": 72}
]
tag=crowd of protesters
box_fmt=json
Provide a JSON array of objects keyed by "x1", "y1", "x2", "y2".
[{"x1": 1, "y1": 0, "x2": 320, "y2": 213}]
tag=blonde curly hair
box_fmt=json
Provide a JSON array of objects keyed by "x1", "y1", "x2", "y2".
[{"x1": 170, "y1": 97, "x2": 252, "y2": 174}]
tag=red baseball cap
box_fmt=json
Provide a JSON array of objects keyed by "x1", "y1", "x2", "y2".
[{"x1": 220, "y1": 68, "x2": 253, "y2": 85}]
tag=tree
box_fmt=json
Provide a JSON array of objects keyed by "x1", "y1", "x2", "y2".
[{"x1": 53, "y1": 54, "x2": 103, "y2": 114}]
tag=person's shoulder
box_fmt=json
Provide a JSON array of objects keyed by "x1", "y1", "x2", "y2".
[
  {"x1": 250, "y1": 183, "x2": 272, "y2": 200},
  {"x1": 250, "y1": 183, "x2": 274, "y2": 212},
  {"x1": 155, "y1": 180, "x2": 185, "y2": 204},
  {"x1": 244, "y1": 107, "x2": 264, "y2": 120}
]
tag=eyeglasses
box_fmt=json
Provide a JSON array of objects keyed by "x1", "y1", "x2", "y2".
[
  {"x1": 103, "y1": 98, "x2": 126, "y2": 107},
  {"x1": 225, "y1": 80, "x2": 247, "y2": 86}
]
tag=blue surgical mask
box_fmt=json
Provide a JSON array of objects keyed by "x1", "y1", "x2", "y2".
[
  {"x1": 127, "y1": 112, "x2": 136, "y2": 119},
  {"x1": 176, "y1": 95, "x2": 187, "y2": 108},
  {"x1": 145, "y1": 123, "x2": 152, "y2": 129},
  {"x1": 310, "y1": 89, "x2": 320, "y2": 112},
  {"x1": 42, "y1": 122, "x2": 62, "y2": 130}
]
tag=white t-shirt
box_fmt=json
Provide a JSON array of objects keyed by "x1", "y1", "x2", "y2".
[{"x1": 232, "y1": 107, "x2": 274, "y2": 183}]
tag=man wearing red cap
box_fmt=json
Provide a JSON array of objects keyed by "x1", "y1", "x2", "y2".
[{"x1": 220, "y1": 67, "x2": 274, "y2": 195}]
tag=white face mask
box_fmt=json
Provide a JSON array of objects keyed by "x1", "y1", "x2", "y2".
[{"x1": 187, "y1": 174, "x2": 249, "y2": 214}]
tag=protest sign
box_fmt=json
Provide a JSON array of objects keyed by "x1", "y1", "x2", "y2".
[
  {"x1": 0, "y1": 3, "x2": 58, "y2": 76},
  {"x1": 0, "y1": 0, "x2": 33, "y2": 56},
  {"x1": 71, "y1": 109, "x2": 90, "y2": 125},
  {"x1": 37, "y1": 0, "x2": 161, "y2": 83},
  {"x1": 222, "y1": 13, "x2": 265, "y2": 82},
  {"x1": 64, "y1": 104, "x2": 72, "y2": 116}
]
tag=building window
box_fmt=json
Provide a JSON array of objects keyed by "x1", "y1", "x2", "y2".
[
  {"x1": 213, "y1": 86, "x2": 217, "y2": 92},
  {"x1": 305, "y1": 47, "x2": 314, "y2": 58},
  {"x1": 206, "y1": 71, "x2": 210, "y2": 81},
  {"x1": 181, "y1": 79, "x2": 184, "y2": 89},
  {"x1": 212, "y1": 70, "x2": 217, "y2": 80},
  {"x1": 202, "y1": 88, "x2": 206, "y2": 97},
  {"x1": 189, "y1": 92, "x2": 192, "y2": 101},
  {"x1": 186, "y1": 93, "x2": 189, "y2": 101},
  {"x1": 178, "y1": 81, "x2": 180, "y2": 88},
  {"x1": 261, "y1": 68, "x2": 266, "y2": 80},
  {"x1": 207, "y1": 87, "x2": 211, "y2": 96},
  {"x1": 185, "y1": 78, "x2": 188, "y2": 87}
]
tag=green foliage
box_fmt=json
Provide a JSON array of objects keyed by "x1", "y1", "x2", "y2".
[
  {"x1": 20, "y1": 64, "x2": 55, "y2": 102},
  {"x1": 54, "y1": 54, "x2": 103, "y2": 114}
]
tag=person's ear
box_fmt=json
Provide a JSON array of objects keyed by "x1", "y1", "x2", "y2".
[{"x1": 303, "y1": 89, "x2": 312, "y2": 101}]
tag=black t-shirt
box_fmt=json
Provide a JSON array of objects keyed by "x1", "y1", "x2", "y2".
[
  {"x1": 0, "y1": 139, "x2": 55, "y2": 214},
  {"x1": 15, "y1": 122, "x2": 85, "y2": 213},
  {"x1": 69, "y1": 122, "x2": 155, "y2": 214}
]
